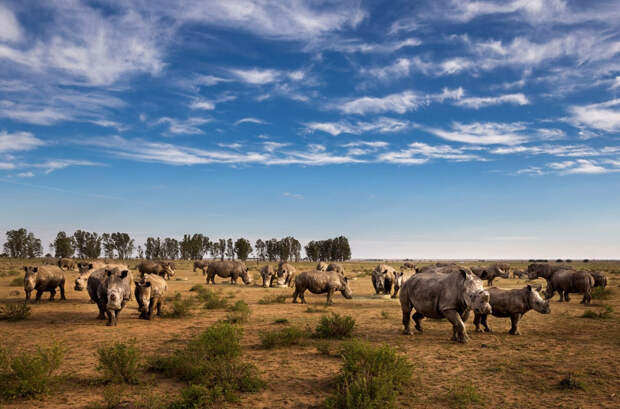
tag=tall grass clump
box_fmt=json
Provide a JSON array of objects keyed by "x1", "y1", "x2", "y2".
[
  {"x1": 225, "y1": 300, "x2": 251, "y2": 324},
  {"x1": 325, "y1": 340, "x2": 412, "y2": 409},
  {"x1": 258, "y1": 294, "x2": 287, "y2": 304},
  {"x1": 0, "y1": 343, "x2": 64, "y2": 400},
  {"x1": 8, "y1": 277, "x2": 22, "y2": 286},
  {"x1": 581, "y1": 304, "x2": 613, "y2": 319},
  {"x1": 0, "y1": 302, "x2": 31, "y2": 321},
  {"x1": 591, "y1": 287, "x2": 613, "y2": 300},
  {"x1": 443, "y1": 381, "x2": 483, "y2": 409},
  {"x1": 148, "y1": 322, "x2": 263, "y2": 406},
  {"x1": 259, "y1": 327, "x2": 307, "y2": 349},
  {"x1": 315, "y1": 313, "x2": 356, "y2": 339},
  {"x1": 97, "y1": 340, "x2": 141, "y2": 384},
  {"x1": 161, "y1": 293, "x2": 194, "y2": 318}
]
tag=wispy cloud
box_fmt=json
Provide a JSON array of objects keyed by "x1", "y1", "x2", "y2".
[
  {"x1": 491, "y1": 144, "x2": 619, "y2": 157},
  {"x1": 377, "y1": 142, "x2": 484, "y2": 164},
  {"x1": 283, "y1": 192, "x2": 303, "y2": 199},
  {"x1": 455, "y1": 93, "x2": 529, "y2": 109},
  {"x1": 154, "y1": 117, "x2": 211, "y2": 135},
  {"x1": 0, "y1": 130, "x2": 45, "y2": 152},
  {"x1": 568, "y1": 99, "x2": 620, "y2": 133},
  {"x1": 305, "y1": 117, "x2": 410, "y2": 136},
  {"x1": 425, "y1": 122, "x2": 528, "y2": 145},
  {"x1": 337, "y1": 88, "x2": 463, "y2": 115},
  {"x1": 234, "y1": 117, "x2": 267, "y2": 126},
  {"x1": 33, "y1": 160, "x2": 102, "y2": 174}
]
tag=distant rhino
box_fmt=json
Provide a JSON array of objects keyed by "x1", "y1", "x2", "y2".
[
  {"x1": 326, "y1": 263, "x2": 344, "y2": 274},
  {"x1": 527, "y1": 263, "x2": 574, "y2": 281},
  {"x1": 391, "y1": 270, "x2": 415, "y2": 299},
  {"x1": 260, "y1": 265, "x2": 275, "y2": 287},
  {"x1": 206, "y1": 260, "x2": 252, "y2": 285},
  {"x1": 276, "y1": 263, "x2": 297, "y2": 287},
  {"x1": 589, "y1": 271, "x2": 607, "y2": 288},
  {"x1": 75, "y1": 261, "x2": 106, "y2": 291},
  {"x1": 399, "y1": 269, "x2": 491, "y2": 343},
  {"x1": 316, "y1": 262, "x2": 329, "y2": 271},
  {"x1": 135, "y1": 260, "x2": 175, "y2": 280},
  {"x1": 544, "y1": 270, "x2": 594, "y2": 304},
  {"x1": 193, "y1": 260, "x2": 209, "y2": 275},
  {"x1": 57, "y1": 257, "x2": 76, "y2": 271},
  {"x1": 292, "y1": 270, "x2": 352, "y2": 305},
  {"x1": 134, "y1": 274, "x2": 167, "y2": 320},
  {"x1": 23, "y1": 265, "x2": 66, "y2": 302},
  {"x1": 371, "y1": 264, "x2": 396, "y2": 295},
  {"x1": 471, "y1": 264, "x2": 510, "y2": 286}
]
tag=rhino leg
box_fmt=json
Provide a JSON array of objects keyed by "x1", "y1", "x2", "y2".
[
  {"x1": 385, "y1": 280, "x2": 393, "y2": 294},
  {"x1": 25, "y1": 290, "x2": 31, "y2": 301},
  {"x1": 156, "y1": 297, "x2": 163, "y2": 316},
  {"x1": 581, "y1": 291, "x2": 591, "y2": 305},
  {"x1": 488, "y1": 278, "x2": 494, "y2": 286},
  {"x1": 564, "y1": 292, "x2": 570, "y2": 302},
  {"x1": 326, "y1": 288, "x2": 335, "y2": 305},
  {"x1": 401, "y1": 308, "x2": 412, "y2": 335},
  {"x1": 412, "y1": 312, "x2": 424, "y2": 333},
  {"x1": 481, "y1": 314, "x2": 491, "y2": 332},
  {"x1": 59, "y1": 281, "x2": 66, "y2": 300},
  {"x1": 299, "y1": 289, "x2": 306, "y2": 304},
  {"x1": 445, "y1": 309, "x2": 468, "y2": 343},
  {"x1": 292, "y1": 287, "x2": 299, "y2": 303},
  {"x1": 372, "y1": 278, "x2": 379, "y2": 294},
  {"x1": 35, "y1": 290, "x2": 43, "y2": 303},
  {"x1": 96, "y1": 302, "x2": 106, "y2": 320},
  {"x1": 105, "y1": 310, "x2": 114, "y2": 326},
  {"x1": 508, "y1": 314, "x2": 521, "y2": 335},
  {"x1": 391, "y1": 287, "x2": 399, "y2": 299},
  {"x1": 147, "y1": 298, "x2": 155, "y2": 320},
  {"x1": 473, "y1": 313, "x2": 481, "y2": 332},
  {"x1": 49, "y1": 288, "x2": 56, "y2": 301}
]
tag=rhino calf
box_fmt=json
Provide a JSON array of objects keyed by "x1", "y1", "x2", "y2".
[
  {"x1": 88, "y1": 266, "x2": 132, "y2": 326},
  {"x1": 206, "y1": 261, "x2": 252, "y2": 285},
  {"x1": 193, "y1": 260, "x2": 209, "y2": 275},
  {"x1": 134, "y1": 274, "x2": 168, "y2": 320},
  {"x1": 75, "y1": 261, "x2": 106, "y2": 291},
  {"x1": 474, "y1": 285, "x2": 550, "y2": 335},
  {"x1": 260, "y1": 265, "x2": 275, "y2": 287},
  {"x1": 371, "y1": 264, "x2": 396, "y2": 295},
  {"x1": 135, "y1": 260, "x2": 175, "y2": 280},
  {"x1": 292, "y1": 270, "x2": 352, "y2": 305},
  {"x1": 23, "y1": 265, "x2": 66, "y2": 302},
  {"x1": 57, "y1": 257, "x2": 75, "y2": 271}
]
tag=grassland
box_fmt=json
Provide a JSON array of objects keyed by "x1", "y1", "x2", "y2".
[{"x1": 0, "y1": 258, "x2": 619, "y2": 408}]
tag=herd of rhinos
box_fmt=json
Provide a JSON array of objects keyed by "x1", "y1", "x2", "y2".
[{"x1": 20, "y1": 257, "x2": 608, "y2": 343}]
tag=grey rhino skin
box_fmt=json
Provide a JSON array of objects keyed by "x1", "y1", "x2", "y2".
[
  {"x1": 276, "y1": 263, "x2": 297, "y2": 287},
  {"x1": 87, "y1": 266, "x2": 132, "y2": 326},
  {"x1": 292, "y1": 270, "x2": 352, "y2": 305},
  {"x1": 545, "y1": 269, "x2": 594, "y2": 304},
  {"x1": 527, "y1": 263, "x2": 574, "y2": 281},
  {"x1": 399, "y1": 269, "x2": 491, "y2": 343},
  {"x1": 473, "y1": 285, "x2": 550, "y2": 335},
  {"x1": 512, "y1": 269, "x2": 526, "y2": 279},
  {"x1": 260, "y1": 265, "x2": 275, "y2": 287},
  {"x1": 23, "y1": 265, "x2": 66, "y2": 302},
  {"x1": 589, "y1": 271, "x2": 607, "y2": 288},
  {"x1": 326, "y1": 263, "x2": 344, "y2": 274},
  {"x1": 42, "y1": 257, "x2": 57, "y2": 265},
  {"x1": 193, "y1": 260, "x2": 210, "y2": 274},
  {"x1": 206, "y1": 260, "x2": 252, "y2": 285},
  {"x1": 371, "y1": 264, "x2": 396, "y2": 295},
  {"x1": 57, "y1": 257, "x2": 76, "y2": 271},
  {"x1": 471, "y1": 264, "x2": 510, "y2": 286},
  {"x1": 415, "y1": 263, "x2": 460, "y2": 274},
  {"x1": 391, "y1": 270, "x2": 415, "y2": 299},
  {"x1": 75, "y1": 261, "x2": 106, "y2": 290},
  {"x1": 316, "y1": 262, "x2": 328, "y2": 271},
  {"x1": 134, "y1": 273, "x2": 168, "y2": 320},
  {"x1": 401, "y1": 262, "x2": 416, "y2": 270},
  {"x1": 135, "y1": 260, "x2": 175, "y2": 280}
]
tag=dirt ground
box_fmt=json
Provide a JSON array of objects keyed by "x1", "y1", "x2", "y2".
[{"x1": 1, "y1": 259, "x2": 619, "y2": 409}]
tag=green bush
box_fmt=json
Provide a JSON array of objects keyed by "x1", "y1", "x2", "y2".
[
  {"x1": 558, "y1": 373, "x2": 585, "y2": 390},
  {"x1": 162, "y1": 294, "x2": 194, "y2": 318},
  {"x1": 0, "y1": 343, "x2": 64, "y2": 399},
  {"x1": 581, "y1": 305, "x2": 613, "y2": 319},
  {"x1": 443, "y1": 381, "x2": 482, "y2": 409},
  {"x1": 273, "y1": 318, "x2": 289, "y2": 324},
  {"x1": 8, "y1": 277, "x2": 22, "y2": 287},
  {"x1": 591, "y1": 287, "x2": 613, "y2": 300},
  {"x1": 100, "y1": 384, "x2": 126, "y2": 409},
  {"x1": 260, "y1": 327, "x2": 306, "y2": 349},
  {"x1": 258, "y1": 294, "x2": 287, "y2": 304},
  {"x1": 325, "y1": 340, "x2": 412, "y2": 409},
  {"x1": 315, "y1": 313, "x2": 356, "y2": 339},
  {"x1": 224, "y1": 301, "x2": 251, "y2": 324},
  {"x1": 97, "y1": 341, "x2": 141, "y2": 384},
  {"x1": 316, "y1": 341, "x2": 331, "y2": 356},
  {"x1": 148, "y1": 323, "x2": 263, "y2": 406},
  {"x1": 0, "y1": 302, "x2": 31, "y2": 321}
]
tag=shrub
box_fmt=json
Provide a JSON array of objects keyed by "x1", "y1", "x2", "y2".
[
  {"x1": 100, "y1": 384, "x2": 126, "y2": 409},
  {"x1": 0, "y1": 302, "x2": 31, "y2": 321},
  {"x1": 591, "y1": 287, "x2": 613, "y2": 300},
  {"x1": 258, "y1": 295, "x2": 287, "y2": 304},
  {"x1": 273, "y1": 318, "x2": 289, "y2": 324},
  {"x1": 558, "y1": 373, "x2": 584, "y2": 390},
  {"x1": 260, "y1": 327, "x2": 306, "y2": 349},
  {"x1": 97, "y1": 341, "x2": 141, "y2": 384},
  {"x1": 8, "y1": 277, "x2": 22, "y2": 287},
  {"x1": 380, "y1": 311, "x2": 389, "y2": 319},
  {"x1": 161, "y1": 295, "x2": 194, "y2": 318},
  {"x1": 581, "y1": 305, "x2": 613, "y2": 319},
  {"x1": 148, "y1": 323, "x2": 263, "y2": 406},
  {"x1": 443, "y1": 381, "x2": 482, "y2": 409},
  {"x1": 224, "y1": 301, "x2": 250, "y2": 324},
  {"x1": 191, "y1": 286, "x2": 229, "y2": 309},
  {"x1": 325, "y1": 340, "x2": 412, "y2": 409},
  {"x1": 0, "y1": 343, "x2": 64, "y2": 399},
  {"x1": 316, "y1": 341, "x2": 331, "y2": 356},
  {"x1": 315, "y1": 313, "x2": 356, "y2": 339}
]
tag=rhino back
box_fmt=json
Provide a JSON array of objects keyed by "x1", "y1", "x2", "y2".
[{"x1": 487, "y1": 287, "x2": 528, "y2": 317}]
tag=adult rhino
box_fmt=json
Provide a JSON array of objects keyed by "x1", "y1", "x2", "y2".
[
  {"x1": 87, "y1": 266, "x2": 132, "y2": 326},
  {"x1": 544, "y1": 270, "x2": 594, "y2": 304},
  {"x1": 589, "y1": 271, "x2": 607, "y2": 288},
  {"x1": 326, "y1": 263, "x2": 344, "y2": 274},
  {"x1": 276, "y1": 263, "x2": 296, "y2": 287},
  {"x1": 260, "y1": 265, "x2": 275, "y2": 287},
  {"x1": 134, "y1": 274, "x2": 167, "y2": 320},
  {"x1": 399, "y1": 269, "x2": 491, "y2": 343},
  {"x1": 23, "y1": 265, "x2": 66, "y2": 302},
  {"x1": 371, "y1": 264, "x2": 396, "y2": 295},
  {"x1": 391, "y1": 270, "x2": 415, "y2": 299},
  {"x1": 193, "y1": 260, "x2": 209, "y2": 275},
  {"x1": 57, "y1": 257, "x2": 76, "y2": 271},
  {"x1": 75, "y1": 261, "x2": 106, "y2": 291},
  {"x1": 473, "y1": 285, "x2": 550, "y2": 335},
  {"x1": 316, "y1": 261, "x2": 328, "y2": 271},
  {"x1": 527, "y1": 263, "x2": 573, "y2": 281},
  {"x1": 292, "y1": 270, "x2": 352, "y2": 305},
  {"x1": 42, "y1": 257, "x2": 57, "y2": 265},
  {"x1": 471, "y1": 264, "x2": 510, "y2": 286},
  {"x1": 135, "y1": 260, "x2": 175, "y2": 280},
  {"x1": 206, "y1": 260, "x2": 252, "y2": 285},
  {"x1": 401, "y1": 262, "x2": 416, "y2": 270},
  {"x1": 512, "y1": 269, "x2": 526, "y2": 279}
]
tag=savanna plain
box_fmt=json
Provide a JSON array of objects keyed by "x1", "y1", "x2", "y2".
[{"x1": 1, "y1": 259, "x2": 618, "y2": 409}]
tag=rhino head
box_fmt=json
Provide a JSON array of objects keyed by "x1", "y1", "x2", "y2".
[
  {"x1": 162, "y1": 263, "x2": 175, "y2": 278},
  {"x1": 340, "y1": 276, "x2": 353, "y2": 299},
  {"x1": 134, "y1": 279, "x2": 152, "y2": 313},
  {"x1": 373, "y1": 270, "x2": 386, "y2": 293},
  {"x1": 461, "y1": 269, "x2": 492, "y2": 315},
  {"x1": 241, "y1": 267, "x2": 252, "y2": 285},
  {"x1": 106, "y1": 268, "x2": 129, "y2": 311},
  {"x1": 261, "y1": 268, "x2": 273, "y2": 287},
  {"x1": 23, "y1": 266, "x2": 38, "y2": 293},
  {"x1": 527, "y1": 285, "x2": 550, "y2": 314}
]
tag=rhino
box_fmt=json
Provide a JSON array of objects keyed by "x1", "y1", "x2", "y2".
[
  {"x1": 544, "y1": 270, "x2": 594, "y2": 304},
  {"x1": 75, "y1": 261, "x2": 106, "y2": 291},
  {"x1": 193, "y1": 260, "x2": 210, "y2": 274},
  {"x1": 326, "y1": 263, "x2": 344, "y2": 274},
  {"x1": 391, "y1": 270, "x2": 415, "y2": 299},
  {"x1": 471, "y1": 264, "x2": 510, "y2": 286},
  {"x1": 473, "y1": 285, "x2": 550, "y2": 335},
  {"x1": 371, "y1": 264, "x2": 396, "y2": 295},
  {"x1": 399, "y1": 269, "x2": 491, "y2": 343},
  {"x1": 512, "y1": 269, "x2": 526, "y2": 279},
  {"x1": 87, "y1": 266, "x2": 132, "y2": 326},
  {"x1": 316, "y1": 261, "x2": 329, "y2": 271},
  {"x1": 134, "y1": 274, "x2": 167, "y2": 320},
  {"x1": 57, "y1": 257, "x2": 76, "y2": 271},
  {"x1": 401, "y1": 262, "x2": 416, "y2": 270},
  {"x1": 23, "y1": 265, "x2": 66, "y2": 302},
  {"x1": 206, "y1": 260, "x2": 252, "y2": 285},
  {"x1": 589, "y1": 271, "x2": 607, "y2": 288},
  {"x1": 42, "y1": 257, "x2": 57, "y2": 265},
  {"x1": 276, "y1": 263, "x2": 297, "y2": 287},
  {"x1": 135, "y1": 260, "x2": 175, "y2": 280},
  {"x1": 292, "y1": 270, "x2": 352, "y2": 305},
  {"x1": 527, "y1": 263, "x2": 574, "y2": 281},
  {"x1": 260, "y1": 265, "x2": 275, "y2": 287}
]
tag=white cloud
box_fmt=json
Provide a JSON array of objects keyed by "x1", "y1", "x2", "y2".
[
  {"x1": 283, "y1": 192, "x2": 303, "y2": 199},
  {"x1": 0, "y1": 4, "x2": 21, "y2": 42},
  {"x1": 217, "y1": 143, "x2": 242, "y2": 149},
  {"x1": 234, "y1": 117, "x2": 266, "y2": 126},
  {"x1": 230, "y1": 68, "x2": 281, "y2": 85},
  {"x1": 190, "y1": 100, "x2": 215, "y2": 110},
  {"x1": 154, "y1": 117, "x2": 211, "y2": 135},
  {"x1": 455, "y1": 93, "x2": 529, "y2": 109},
  {"x1": 16, "y1": 172, "x2": 34, "y2": 178},
  {"x1": 426, "y1": 122, "x2": 528, "y2": 145},
  {"x1": 307, "y1": 37, "x2": 421, "y2": 54},
  {"x1": 0, "y1": 131, "x2": 45, "y2": 152},
  {"x1": 560, "y1": 159, "x2": 611, "y2": 175},
  {"x1": 263, "y1": 141, "x2": 289, "y2": 152},
  {"x1": 33, "y1": 160, "x2": 101, "y2": 174},
  {"x1": 491, "y1": 144, "x2": 619, "y2": 157},
  {"x1": 377, "y1": 142, "x2": 484, "y2": 164},
  {"x1": 568, "y1": 99, "x2": 620, "y2": 133},
  {"x1": 338, "y1": 88, "x2": 463, "y2": 115},
  {"x1": 342, "y1": 141, "x2": 389, "y2": 148},
  {"x1": 305, "y1": 117, "x2": 410, "y2": 136}
]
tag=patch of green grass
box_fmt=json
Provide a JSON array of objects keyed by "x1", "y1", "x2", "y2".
[
  {"x1": 99, "y1": 384, "x2": 127, "y2": 409},
  {"x1": 325, "y1": 340, "x2": 412, "y2": 409},
  {"x1": 0, "y1": 270, "x2": 20, "y2": 278},
  {"x1": 315, "y1": 313, "x2": 356, "y2": 339},
  {"x1": 316, "y1": 341, "x2": 331, "y2": 356},
  {"x1": 581, "y1": 305, "x2": 613, "y2": 319},
  {"x1": 96, "y1": 340, "x2": 141, "y2": 384},
  {"x1": 273, "y1": 318, "x2": 289, "y2": 324},
  {"x1": 380, "y1": 310, "x2": 390, "y2": 319},
  {"x1": 259, "y1": 327, "x2": 307, "y2": 349},
  {"x1": 443, "y1": 381, "x2": 483, "y2": 409},
  {"x1": 558, "y1": 373, "x2": 585, "y2": 390},
  {"x1": 305, "y1": 306, "x2": 327, "y2": 313},
  {"x1": 196, "y1": 287, "x2": 229, "y2": 310},
  {"x1": 0, "y1": 343, "x2": 64, "y2": 400},
  {"x1": 591, "y1": 287, "x2": 613, "y2": 300},
  {"x1": 161, "y1": 294, "x2": 194, "y2": 318},
  {"x1": 258, "y1": 294, "x2": 287, "y2": 304},
  {"x1": 8, "y1": 277, "x2": 22, "y2": 286},
  {"x1": 0, "y1": 302, "x2": 31, "y2": 321}
]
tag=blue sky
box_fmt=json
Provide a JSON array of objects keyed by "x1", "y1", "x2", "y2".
[{"x1": 0, "y1": 0, "x2": 619, "y2": 259}]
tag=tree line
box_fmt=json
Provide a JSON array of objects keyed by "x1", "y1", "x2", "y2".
[{"x1": 1, "y1": 229, "x2": 352, "y2": 262}]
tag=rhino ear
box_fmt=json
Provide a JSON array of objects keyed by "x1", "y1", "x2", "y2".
[
  {"x1": 33, "y1": 267, "x2": 38, "y2": 273},
  {"x1": 23, "y1": 266, "x2": 28, "y2": 272},
  {"x1": 526, "y1": 284, "x2": 532, "y2": 291},
  {"x1": 144, "y1": 281, "x2": 151, "y2": 287},
  {"x1": 120, "y1": 270, "x2": 128, "y2": 278},
  {"x1": 460, "y1": 269, "x2": 468, "y2": 279},
  {"x1": 89, "y1": 263, "x2": 93, "y2": 269},
  {"x1": 106, "y1": 269, "x2": 112, "y2": 277}
]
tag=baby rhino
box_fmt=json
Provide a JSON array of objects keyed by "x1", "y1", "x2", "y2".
[
  {"x1": 474, "y1": 285, "x2": 550, "y2": 335},
  {"x1": 134, "y1": 274, "x2": 168, "y2": 320},
  {"x1": 23, "y1": 265, "x2": 66, "y2": 302},
  {"x1": 292, "y1": 270, "x2": 352, "y2": 305}
]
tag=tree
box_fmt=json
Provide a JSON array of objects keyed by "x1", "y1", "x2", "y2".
[
  {"x1": 305, "y1": 236, "x2": 351, "y2": 262},
  {"x1": 101, "y1": 233, "x2": 115, "y2": 259},
  {"x1": 226, "y1": 238, "x2": 234, "y2": 260},
  {"x1": 304, "y1": 240, "x2": 320, "y2": 262},
  {"x1": 266, "y1": 238, "x2": 279, "y2": 261},
  {"x1": 234, "y1": 238, "x2": 252, "y2": 261},
  {"x1": 162, "y1": 238, "x2": 179, "y2": 260},
  {"x1": 255, "y1": 239, "x2": 266, "y2": 261},
  {"x1": 211, "y1": 241, "x2": 221, "y2": 260},
  {"x1": 50, "y1": 231, "x2": 75, "y2": 258},
  {"x1": 180, "y1": 234, "x2": 209, "y2": 260},
  {"x1": 109, "y1": 232, "x2": 134, "y2": 260},
  {"x1": 218, "y1": 239, "x2": 226, "y2": 261},
  {"x1": 145, "y1": 237, "x2": 162, "y2": 260},
  {"x1": 3, "y1": 228, "x2": 42, "y2": 258},
  {"x1": 73, "y1": 230, "x2": 101, "y2": 259},
  {"x1": 137, "y1": 245, "x2": 144, "y2": 259}
]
